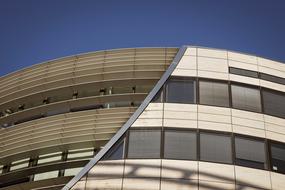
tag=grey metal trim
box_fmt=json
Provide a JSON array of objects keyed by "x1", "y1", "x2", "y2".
[{"x1": 62, "y1": 46, "x2": 187, "y2": 190}]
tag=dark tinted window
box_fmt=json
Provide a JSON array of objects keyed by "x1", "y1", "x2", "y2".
[
  {"x1": 199, "y1": 81, "x2": 229, "y2": 107},
  {"x1": 262, "y1": 89, "x2": 285, "y2": 118},
  {"x1": 103, "y1": 139, "x2": 125, "y2": 160},
  {"x1": 231, "y1": 84, "x2": 261, "y2": 112},
  {"x1": 229, "y1": 67, "x2": 259, "y2": 78},
  {"x1": 166, "y1": 77, "x2": 196, "y2": 104},
  {"x1": 152, "y1": 88, "x2": 163, "y2": 103},
  {"x1": 164, "y1": 130, "x2": 196, "y2": 160},
  {"x1": 127, "y1": 130, "x2": 161, "y2": 158},
  {"x1": 260, "y1": 73, "x2": 285, "y2": 85},
  {"x1": 200, "y1": 133, "x2": 232, "y2": 164},
  {"x1": 235, "y1": 136, "x2": 266, "y2": 169},
  {"x1": 270, "y1": 142, "x2": 285, "y2": 174}
]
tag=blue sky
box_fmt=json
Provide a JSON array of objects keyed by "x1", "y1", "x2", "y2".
[{"x1": 0, "y1": 0, "x2": 285, "y2": 76}]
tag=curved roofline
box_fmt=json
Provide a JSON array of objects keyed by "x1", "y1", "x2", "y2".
[
  {"x1": 0, "y1": 47, "x2": 178, "y2": 79},
  {"x1": 186, "y1": 45, "x2": 285, "y2": 64},
  {"x1": 1, "y1": 45, "x2": 284, "y2": 80}
]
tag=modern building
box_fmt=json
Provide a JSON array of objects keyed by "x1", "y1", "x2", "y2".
[{"x1": 0, "y1": 46, "x2": 284, "y2": 190}]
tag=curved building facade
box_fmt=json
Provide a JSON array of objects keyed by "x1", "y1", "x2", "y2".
[{"x1": 0, "y1": 46, "x2": 284, "y2": 190}]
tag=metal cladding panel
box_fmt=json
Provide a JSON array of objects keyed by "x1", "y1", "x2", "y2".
[{"x1": 62, "y1": 46, "x2": 187, "y2": 190}]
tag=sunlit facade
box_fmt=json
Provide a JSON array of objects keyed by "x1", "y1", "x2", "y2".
[{"x1": 1, "y1": 46, "x2": 285, "y2": 190}]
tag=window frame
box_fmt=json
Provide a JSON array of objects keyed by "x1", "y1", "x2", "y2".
[
  {"x1": 198, "y1": 78, "x2": 230, "y2": 108},
  {"x1": 126, "y1": 128, "x2": 162, "y2": 159},
  {"x1": 165, "y1": 76, "x2": 197, "y2": 104},
  {"x1": 199, "y1": 130, "x2": 233, "y2": 164},
  {"x1": 163, "y1": 127, "x2": 198, "y2": 161},
  {"x1": 268, "y1": 140, "x2": 285, "y2": 174},
  {"x1": 261, "y1": 87, "x2": 285, "y2": 119},
  {"x1": 230, "y1": 81, "x2": 262, "y2": 113},
  {"x1": 234, "y1": 134, "x2": 268, "y2": 170}
]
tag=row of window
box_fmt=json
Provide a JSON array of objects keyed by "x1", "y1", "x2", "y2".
[
  {"x1": 229, "y1": 67, "x2": 285, "y2": 85},
  {"x1": 0, "y1": 84, "x2": 152, "y2": 118},
  {"x1": 0, "y1": 100, "x2": 141, "y2": 128},
  {"x1": 152, "y1": 77, "x2": 285, "y2": 118},
  {"x1": 0, "y1": 148, "x2": 96, "y2": 187},
  {"x1": 1, "y1": 148, "x2": 96, "y2": 174},
  {"x1": 104, "y1": 128, "x2": 285, "y2": 174}
]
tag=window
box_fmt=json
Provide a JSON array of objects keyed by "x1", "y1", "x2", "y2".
[
  {"x1": 164, "y1": 130, "x2": 197, "y2": 160},
  {"x1": 270, "y1": 142, "x2": 285, "y2": 174},
  {"x1": 127, "y1": 130, "x2": 161, "y2": 159},
  {"x1": 229, "y1": 67, "x2": 259, "y2": 78},
  {"x1": 199, "y1": 80, "x2": 229, "y2": 107},
  {"x1": 34, "y1": 171, "x2": 59, "y2": 181},
  {"x1": 151, "y1": 88, "x2": 163, "y2": 103},
  {"x1": 64, "y1": 167, "x2": 83, "y2": 176},
  {"x1": 200, "y1": 132, "x2": 232, "y2": 164},
  {"x1": 235, "y1": 136, "x2": 266, "y2": 169},
  {"x1": 262, "y1": 89, "x2": 285, "y2": 118},
  {"x1": 231, "y1": 84, "x2": 261, "y2": 112},
  {"x1": 260, "y1": 73, "x2": 285, "y2": 85},
  {"x1": 38, "y1": 152, "x2": 62, "y2": 165},
  {"x1": 166, "y1": 77, "x2": 196, "y2": 104},
  {"x1": 103, "y1": 139, "x2": 125, "y2": 160},
  {"x1": 67, "y1": 148, "x2": 94, "y2": 160},
  {"x1": 10, "y1": 158, "x2": 29, "y2": 171}
]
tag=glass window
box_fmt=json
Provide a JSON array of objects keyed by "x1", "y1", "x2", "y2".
[
  {"x1": 235, "y1": 136, "x2": 266, "y2": 169},
  {"x1": 199, "y1": 81, "x2": 229, "y2": 107},
  {"x1": 67, "y1": 148, "x2": 94, "y2": 160},
  {"x1": 127, "y1": 130, "x2": 161, "y2": 159},
  {"x1": 10, "y1": 158, "x2": 29, "y2": 171},
  {"x1": 262, "y1": 89, "x2": 285, "y2": 118},
  {"x1": 229, "y1": 67, "x2": 259, "y2": 78},
  {"x1": 64, "y1": 167, "x2": 83, "y2": 176},
  {"x1": 166, "y1": 77, "x2": 196, "y2": 104},
  {"x1": 38, "y1": 152, "x2": 62, "y2": 165},
  {"x1": 34, "y1": 171, "x2": 59, "y2": 181},
  {"x1": 164, "y1": 130, "x2": 197, "y2": 160},
  {"x1": 231, "y1": 84, "x2": 261, "y2": 112},
  {"x1": 270, "y1": 142, "x2": 285, "y2": 174},
  {"x1": 103, "y1": 139, "x2": 125, "y2": 160},
  {"x1": 200, "y1": 132, "x2": 232, "y2": 164},
  {"x1": 151, "y1": 88, "x2": 163, "y2": 103},
  {"x1": 260, "y1": 73, "x2": 285, "y2": 85}
]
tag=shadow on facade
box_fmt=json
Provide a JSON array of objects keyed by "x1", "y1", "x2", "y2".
[{"x1": 72, "y1": 160, "x2": 267, "y2": 190}]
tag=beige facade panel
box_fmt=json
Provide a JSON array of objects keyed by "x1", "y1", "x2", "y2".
[
  {"x1": 160, "y1": 179, "x2": 198, "y2": 190},
  {"x1": 124, "y1": 159, "x2": 161, "y2": 178},
  {"x1": 260, "y1": 80, "x2": 285, "y2": 93},
  {"x1": 72, "y1": 159, "x2": 285, "y2": 190},
  {"x1": 176, "y1": 56, "x2": 197, "y2": 70},
  {"x1": 184, "y1": 47, "x2": 197, "y2": 56},
  {"x1": 161, "y1": 159, "x2": 198, "y2": 180},
  {"x1": 229, "y1": 74, "x2": 260, "y2": 86},
  {"x1": 228, "y1": 51, "x2": 258, "y2": 65},
  {"x1": 197, "y1": 48, "x2": 227, "y2": 59},
  {"x1": 88, "y1": 160, "x2": 124, "y2": 180},
  {"x1": 122, "y1": 178, "x2": 160, "y2": 190},
  {"x1": 197, "y1": 70, "x2": 229, "y2": 80},
  {"x1": 199, "y1": 162, "x2": 235, "y2": 184},
  {"x1": 199, "y1": 180, "x2": 235, "y2": 190},
  {"x1": 197, "y1": 56, "x2": 228, "y2": 73},
  {"x1": 270, "y1": 172, "x2": 285, "y2": 190},
  {"x1": 235, "y1": 166, "x2": 272, "y2": 189}
]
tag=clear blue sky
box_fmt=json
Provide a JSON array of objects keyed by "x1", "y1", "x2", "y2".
[{"x1": 0, "y1": 0, "x2": 285, "y2": 76}]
